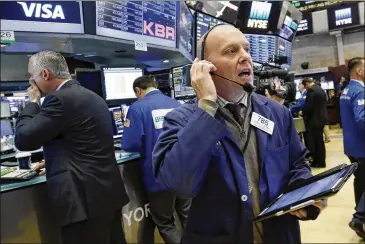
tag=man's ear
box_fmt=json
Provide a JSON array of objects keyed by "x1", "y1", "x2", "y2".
[{"x1": 43, "y1": 69, "x2": 51, "y2": 81}]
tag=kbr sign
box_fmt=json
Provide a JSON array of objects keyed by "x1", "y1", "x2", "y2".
[{"x1": 0, "y1": 1, "x2": 81, "y2": 24}]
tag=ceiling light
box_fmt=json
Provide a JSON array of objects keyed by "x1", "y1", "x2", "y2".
[{"x1": 162, "y1": 60, "x2": 170, "y2": 63}]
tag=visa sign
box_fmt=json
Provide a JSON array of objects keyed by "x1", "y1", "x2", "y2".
[
  {"x1": 17, "y1": 2, "x2": 65, "y2": 19},
  {"x1": 335, "y1": 7, "x2": 352, "y2": 26},
  {"x1": 143, "y1": 21, "x2": 175, "y2": 40},
  {"x1": 0, "y1": 1, "x2": 81, "y2": 24},
  {"x1": 247, "y1": 1, "x2": 272, "y2": 29}
]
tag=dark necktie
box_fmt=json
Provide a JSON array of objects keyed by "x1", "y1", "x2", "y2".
[{"x1": 226, "y1": 103, "x2": 244, "y2": 125}]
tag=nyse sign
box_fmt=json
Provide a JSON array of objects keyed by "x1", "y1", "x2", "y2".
[
  {"x1": 335, "y1": 8, "x2": 352, "y2": 26},
  {"x1": 247, "y1": 19, "x2": 268, "y2": 29}
]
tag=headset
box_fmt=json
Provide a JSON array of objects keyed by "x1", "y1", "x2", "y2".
[
  {"x1": 200, "y1": 24, "x2": 255, "y2": 93},
  {"x1": 200, "y1": 23, "x2": 264, "y2": 241}
]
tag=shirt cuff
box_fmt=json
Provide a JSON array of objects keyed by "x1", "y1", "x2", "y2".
[{"x1": 198, "y1": 99, "x2": 218, "y2": 117}]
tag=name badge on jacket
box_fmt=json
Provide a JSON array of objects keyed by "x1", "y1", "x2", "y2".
[
  {"x1": 152, "y1": 109, "x2": 173, "y2": 129},
  {"x1": 250, "y1": 112, "x2": 274, "y2": 135}
]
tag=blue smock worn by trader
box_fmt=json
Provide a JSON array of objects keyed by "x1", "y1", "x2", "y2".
[
  {"x1": 152, "y1": 93, "x2": 312, "y2": 244},
  {"x1": 340, "y1": 80, "x2": 365, "y2": 158},
  {"x1": 289, "y1": 90, "x2": 307, "y2": 113},
  {"x1": 122, "y1": 90, "x2": 181, "y2": 192}
]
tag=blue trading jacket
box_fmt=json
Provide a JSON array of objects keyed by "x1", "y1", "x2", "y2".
[
  {"x1": 340, "y1": 80, "x2": 365, "y2": 158},
  {"x1": 122, "y1": 90, "x2": 181, "y2": 192},
  {"x1": 153, "y1": 93, "x2": 312, "y2": 244}
]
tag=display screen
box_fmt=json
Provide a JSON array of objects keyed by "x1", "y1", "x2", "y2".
[
  {"x1": 245, "y1": 34, "x2": 276, "y2": 64},
  {"x1": 5, "y1": 97, "x2": 26, "y2": 113},
  {"x1": 196, "y1": 12, "x2": 228, "y2": 43},
  {"x1": 263, "y1": 170, "x2": 344, "y2": 215},
  {"x1": 96, "y1": 1, "x2": 177, "y2": 48},
  {"x1": 278, "y1": 15, "x2": 298, "y2": 41},
  {"x1": 321, "y1": 81, "x2": 335, "y2": 90},
  {"x1": 109, "y1": 107, "x2": 124, "y2": 135},
  {"x1": 0, "y1": 102, "x2": 11, "y2": 118},
  {"x1": 76, "y1": 71, "x2": 103, "y2": 97},
  {"x1": 296, "y1": 14, "x2": 313, "y2": 36},
  {"x1": 1, "y1": 120, "x2": 13, "y2": 137},
  {"x1": 236, "y1": 1, "x2": 281, "y2": 35},
  {"x1": 0, "y1": 1, "x2": 84, "y2": 33},
  {"x1": 291, "y1": 1, "x2": 343, "y2": 12},
  {"x1": 277, "y1": 37, "x2": 292, "y2": 69},
  {"x1": 178, "y1": 2, "x2": 194, "y2": 61},
  {"x1": 101, "y1": 67, "x2": 142, "y2": 101},
  {"x1": 172, "y1": 65, "x2": 195, "y2": 99},
  {"x1": 153, "y1": 73, "x2": 171, "y2": 88},
  {"x1": 327, "y1": 3, "x2": 360, "y2": 30}
]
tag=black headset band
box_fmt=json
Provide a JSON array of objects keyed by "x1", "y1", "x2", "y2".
[{"x1": 200, "y1": 23, "x2": 228, "y2": 60}]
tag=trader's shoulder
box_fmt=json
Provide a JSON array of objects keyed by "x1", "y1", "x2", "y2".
[
  {"x1": 254, "y1": 94, "x2": 290, "y2": 122},
  {"x1": 165, "y1": 99, "x2": 197, "y2": 123}
]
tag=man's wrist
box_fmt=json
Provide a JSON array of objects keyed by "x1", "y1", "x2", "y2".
[{"x1": 198, "y1": 99, "x2": 218, "y2": 117}]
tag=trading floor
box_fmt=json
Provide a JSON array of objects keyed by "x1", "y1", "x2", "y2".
[{"x1": 301, "y1": 127, "x2": 364, "y2": 243}]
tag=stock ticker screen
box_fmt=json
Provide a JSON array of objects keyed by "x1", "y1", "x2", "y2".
[
  {"x1": 245, "y1": 34, "x2": 276, "y2": 64},
  {"x1": 178, "y1": 2, "x2": 194, "y2": 61},
  {"x1": 277, "y1": 37, "x2": 292, "y2": 69},
  {"x1": 196, "y1": 12, "x2": 228, "y2": 43},
  {"x1": 172, "y1": 65, "x2": 195, "y2": 99},
  {"x1": 277, "y1": 15, "x2": 298, "y2": 41},
  {"x1": 96, "y1": 1, "x2": 177, "y2": 47}
]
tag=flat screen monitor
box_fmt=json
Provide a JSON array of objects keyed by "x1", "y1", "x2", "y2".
[
  {"x1": 1, "y1": 101, "x2": 11, "y2": 118},
  {"x1": 1, "y1": 120, "x2": 13, "y2": 137},
  {"x1": 327, "y1": 3, "x2": 360, "y2": 30},
  {"x1": 178, "y1": 1, "x2": 194, "y2": 61},
  {"x1": 75, "y1": 70, "x2": 103, "y2": 97},
  {"x1": 172, "y1": 65, "x2": 195, "y2": 99},
  {"x1": 278, "y1": 15, "x2": 299, "y2": 41},
  {"x1": 153, "y1": 73, "x2": 172, "y2": 88},
  {"x1": 5, "y1": 96, "x2": 26, "y2": 113},
  {"x1": 296, "y1": 14, "x2": 313, "y2": 36},
  {"x1": 96, "y1": 1, "x2": 177, "y2": 48},
  {"x1": 109, "y1": 107, "x2": 124, "y2": 136},
  {"x1": 101, "y1": 67, "x2": 142, "y2": 102},
  {"x1": 245, "y1": 34, "x2": 276, "y2": 64},
  {"x1": 236, "y1": 1, "x2": 282, "y2": 35},
  {"x1": 195, "y1": 11, "x2": 229, "y2": 44}
]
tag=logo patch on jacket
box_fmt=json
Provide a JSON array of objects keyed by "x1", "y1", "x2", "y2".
[
  {"x1": 152, "y1": 109, "x2": 173, "y2": 129},
  {"x1": 124, "y1": 119, "x2": 130, "y2": 128},
  {"x1": 358, "y1": 99, "x2": 364, "y2": 106}
]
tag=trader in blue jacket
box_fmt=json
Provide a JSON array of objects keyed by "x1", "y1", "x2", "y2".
[
  {"x1": 122, "y1": 76, "x2": 191, "y2": 244},
  {"x1": 340, "y1": 57, "x2": 365, "y2": 238},
  {"x1": 289, "y1": 83, "x2": 307, "y2": 115},
  {"x1": 153, "y1": 25, "x2": 327, "y2": 244}
]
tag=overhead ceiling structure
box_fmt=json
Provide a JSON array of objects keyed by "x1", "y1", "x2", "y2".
[
  {"x1": 186, "y1": 1, "x2": 240, "y2": 24},
  {"x1": 1, "y1": 32, "x2": 190, "y2": 69}
]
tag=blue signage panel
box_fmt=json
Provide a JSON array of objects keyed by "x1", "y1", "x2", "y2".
[
  {"x1": 0, "y1": 1, "x2": 84, "y2": 33},
  {"x1": 96, "y1": 1, "x2": 177, "y2": 48}
]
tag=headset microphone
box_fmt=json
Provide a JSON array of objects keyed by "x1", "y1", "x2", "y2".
[{"x1": 210, "y1": 72, "x2": 255, "y2": 93}]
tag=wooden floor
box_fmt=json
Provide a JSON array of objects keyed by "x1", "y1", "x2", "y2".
[{"x1": 300, "y1": 128, "x2": 364, "y2": 243}]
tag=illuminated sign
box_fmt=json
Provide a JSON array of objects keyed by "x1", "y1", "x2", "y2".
[
  {"x1": 292, "y1": 1, "x2": 343, "y2": 12},
  {"x1": 247, "y1": 1, "x2": 272, "y2": 29},
  {"x1": 296, "y1": 14, "x2": 313, "y2": 36},
  {"x1": 17, "y1": 2, "x2": 65, "y2": 19},
  {"x1": 335, "y1": 8, "x2": 352, "y2": 26},
  {"x1": 0, "y1": 1, "x2": 84, "y2": 33},
  {"x1": 327, "y1": 4, "x2": 360, "y2": 30}
]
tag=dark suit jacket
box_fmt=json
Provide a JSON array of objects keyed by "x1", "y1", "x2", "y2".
[
  {"x1": 15, "y1": 80, "x2": 129, "y2": 226},
  {"x1": 302, "y1": 84, "x2": 328, "y2": 128}
]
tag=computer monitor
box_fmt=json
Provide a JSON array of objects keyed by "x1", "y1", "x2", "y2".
[
  {"x1": 171, "y1": 65, "x2": 196, "y2": 100},
  {"x1": 1, "y1": 101, "x2": 11, "y2": 118},
  {"x1": 327, "y1": 81, "x2": 334, "y2": 90},
  {"x1": 1, "y1": 119, "x2": 13, "y2": 137},
  {"x1": 109, "y1": 107, "x2": 124, "y2": 137},
  {"x1": 153, "y1": 73, "x2": 172, "y2": 88},
  {"x1": 75, "y1": 70, "x2": 103, "y2": 97},
  {"x1": 6, "y1": 96, "x2": 26, "y2": 113},
  {"x1": 101, "y1": 67, "x2": 143, "y2": 102}
]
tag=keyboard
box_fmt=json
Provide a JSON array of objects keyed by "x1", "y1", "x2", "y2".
[{"x1": 1, "y1": 169, "x2": 38, "y2": 181}]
